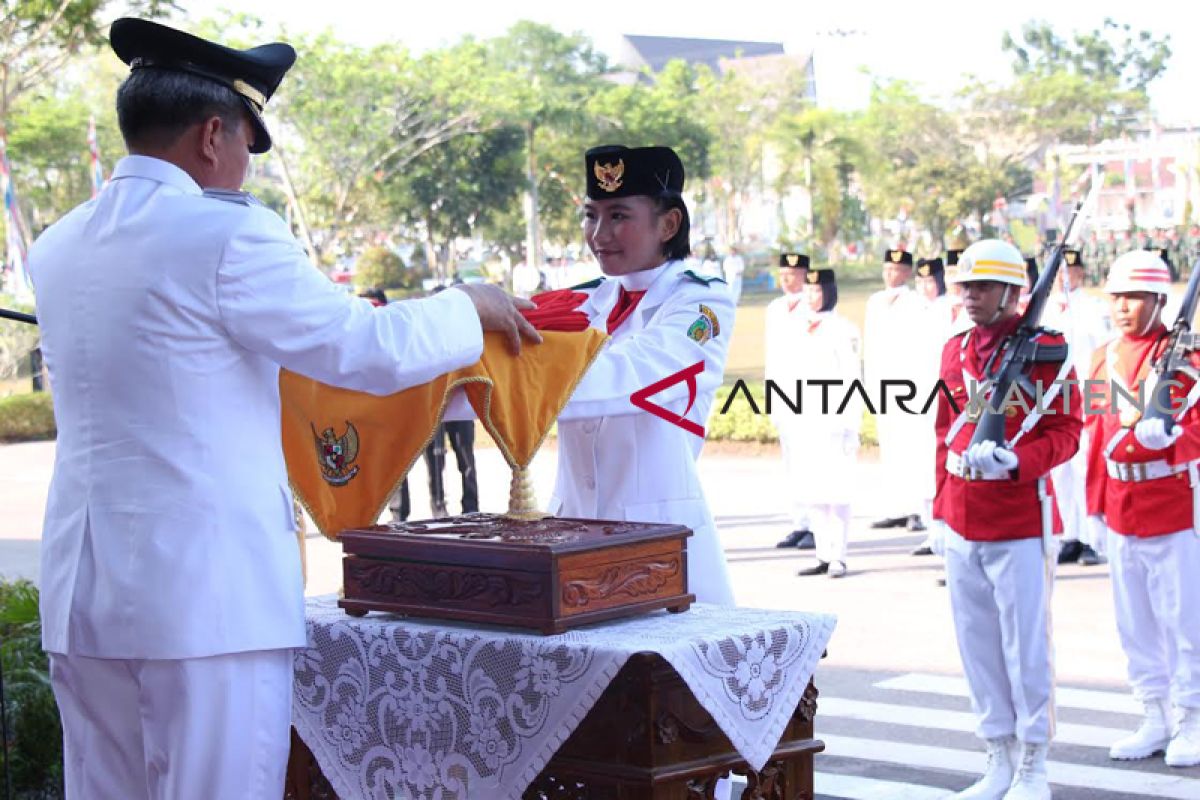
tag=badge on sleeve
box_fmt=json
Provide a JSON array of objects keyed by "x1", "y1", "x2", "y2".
[{"x1": 687, "y1": 304, "x2": 721, "y2": 344}]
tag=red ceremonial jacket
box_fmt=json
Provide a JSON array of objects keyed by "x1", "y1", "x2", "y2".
[
  {"x1": 1084, "y1": 326, "x2": 1200, "y2": 537},
  {"x1": 933, "y1": 315, "x2": 1082, "y2": 541}
]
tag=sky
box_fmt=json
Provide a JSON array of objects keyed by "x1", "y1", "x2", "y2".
[{"x1": 179, "y1": 0, "x2": 1199, "y2": 123}]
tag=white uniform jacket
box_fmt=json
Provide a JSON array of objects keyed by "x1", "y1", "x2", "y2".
[
  {"x1": 550, "y1": 260, "x2": 735, "y2": 605},
  {"x1": 31, "y1": 156, "x2": 484, "y2": 659}
]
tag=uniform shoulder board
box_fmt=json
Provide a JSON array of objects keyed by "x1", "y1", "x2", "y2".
[
  {"x1": 568, "y1": 277, "x2": 605, "y2": 291},
  {"x1": 682, "y1": 269, "x2": 726, "y2": 286},
  {"x1": 202, "y1": 188, "x2": 262, "y2": 207}
]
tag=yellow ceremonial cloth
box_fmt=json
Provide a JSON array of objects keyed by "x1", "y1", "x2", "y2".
[{"x1": 280, "y1": 329, "x2": 607, "y2": 540}]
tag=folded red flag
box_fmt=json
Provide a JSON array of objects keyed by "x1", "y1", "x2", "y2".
[{"x1": 520, "y1": 289, "x2": 591, "y2": 332}]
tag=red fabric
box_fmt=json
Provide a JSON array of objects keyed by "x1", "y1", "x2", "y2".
[
  {"x1": 606, "y1": 287, "x2": 646, "y2": 334},
  {"x1": 932, "y1": 315, "x2": 1083, "y2": 541},
  {"x1": 520, "y1": 289, "x2": 591, "y2": 332},
  {"x1": 787, "y1": 298, "x2": 804, "y2": 313},
  {"x1": 1084, "y1": 327, "x2": 1200, "y2": 537}
]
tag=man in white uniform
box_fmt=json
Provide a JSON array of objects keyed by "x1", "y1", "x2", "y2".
[
  {"x1": 864, "y1": 248, "x2": 931, "y2": 532},
  {"x1": 31, "y1": 19, "x2": 537, "y2": 800},
  {"x1": 767, "y1": 252, "x2": 816, "y2": 551},
  {"x1": 722, "y1": 246, "x2": 746, "y2": 304},
  {"x1": 1043, "y1": 249, "x2": 1110, "y2": 566}
]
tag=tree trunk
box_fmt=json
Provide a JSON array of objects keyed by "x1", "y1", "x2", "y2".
[
  {"x1": 272, "y1": 145, "x2": 320, "y2": 266},
  {"x1": 524, "y1": 122, "x2": 542, "y2": 270}
]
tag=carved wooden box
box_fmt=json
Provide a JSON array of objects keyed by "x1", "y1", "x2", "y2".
[{"x1": 339, "y1": 513, "x2": 694, "y2": 634}]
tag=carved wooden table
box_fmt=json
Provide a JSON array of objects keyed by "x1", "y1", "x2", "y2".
[{"x1": 286, "y1": 652, "x2": 822, "y2": 800}]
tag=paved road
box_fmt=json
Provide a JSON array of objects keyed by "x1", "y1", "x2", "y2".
[{"x1": 4, "y1": 439, "x2": 1196, "y2": 797}]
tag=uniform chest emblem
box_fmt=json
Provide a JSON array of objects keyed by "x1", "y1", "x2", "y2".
[
  {"x1": 594, "y1": 159, "x2": 624, "y2": 193},
  {"x1": 312, "y1": 421, "x2": 361, "y2": 486}
]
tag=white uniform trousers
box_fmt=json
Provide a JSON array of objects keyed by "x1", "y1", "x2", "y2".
[
  {"x1": 811, "y1": 504, "x2": 851, "y2": 564},
  {"x1": 1107, "y1": 527, "x2": 1200, "y2": 708},
  {"x1": 944, "y1": 528, "x2": 1056, "y2": 743},
  {"x1": 49, "y1": 648, "x2": 293, "y2": 800},
  {"x1": 777, "y1": 428, "x2": 811, "y2": 531},
  {"x1": 1052, "y1": 449, "x2": 1096, "y2": 548}
]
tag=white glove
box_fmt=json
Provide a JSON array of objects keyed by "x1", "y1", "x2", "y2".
[
  {"x1": 1133, "y1": 417, "x2": 1183, "y2": 450},
  {"x1": 929, "y1": 523, "x2": 947, "y2": 558},
  {"x1": 964, "y1": 440, "x2": 1019, "y2": 473}
]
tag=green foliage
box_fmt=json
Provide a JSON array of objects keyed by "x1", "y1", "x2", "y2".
[
  {"x1": 0, "y1": 579, "x2": 63, "y2": 797},
  {"x1": 708, "y1": 384, "x2": 777, "y2": 443},
  {"x1": 1002, "y1": 18, "x2": 1171, "y2": 92},
  {"x1": 0, "y1": 392, "x2": 56, "y2": 442},
  {"x1": 353, "y1": 247, "x2": 407, "y2": 291}
]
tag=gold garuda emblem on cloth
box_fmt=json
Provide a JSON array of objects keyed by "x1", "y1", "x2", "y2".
[
  {"x1": 594, "y1": 159, "x2": 625, "y2": 192},
  {"x1": 312, "y1": 421, "x2": 361, "y2": 486}
]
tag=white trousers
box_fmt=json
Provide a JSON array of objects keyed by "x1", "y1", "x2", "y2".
[
  {"x1": 811, "y1": 504, "x2": 851, "y2": 564},
  {"x1": 49, "y1": 648, "x2": 294, "y2": 800},
  {"x1": 944, "y1": 529, "x2": 1056, "y2": 743},
  {"x1": 1107, "y1": 527, "x2": 1200, "y2": 708},
  {"x1": 1052, "y1": 449, "x2": 1096, "y2": 547},
  {"x1": 778, "y1": 430, "x2": 810, "y2": 530}
]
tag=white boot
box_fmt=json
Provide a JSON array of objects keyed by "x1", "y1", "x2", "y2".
[
  {"x1": 1002, "y1": 742, "x2": 1051, "y2": 800},
  {"x1": 1109, "y1": 698, "x2": 1172, "y2": 760},
  {"x1": 954, "y1": 736, "x2": 1016, "y2": 800},
  {"x1": 1166, "y1": 706, "x2": 1200, "y2": 767}
]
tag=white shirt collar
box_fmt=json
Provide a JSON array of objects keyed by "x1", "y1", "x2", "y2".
[
  {"x1": 109, "y1": 155, "x2": 203, "y2": 196},
  {"x1": 616, "y1": 259, "x2": 674, "y2": 292}
]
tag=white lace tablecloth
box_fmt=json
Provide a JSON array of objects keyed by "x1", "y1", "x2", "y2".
[{"x1": 294, "y1": 595, "x2": 836, "y2": 800}]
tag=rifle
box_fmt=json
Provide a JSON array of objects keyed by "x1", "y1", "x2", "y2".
[
  {"x1": 0, "y1": 307, "x2": 36, "y2": 325},
  {"x1": 1143, "y1": 258, "x2": 1200, "y2": 432},
  {"x1": 969, "y1": 202, "x2": 1083, "y2": 449}
]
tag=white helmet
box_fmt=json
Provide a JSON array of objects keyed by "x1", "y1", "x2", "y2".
[
  {"x1": 947, "y1": 239, "x2": 1026, "y2": 287},
  {"x1": 1105, "y1": 250, "x2": 1171, "y2": 295}
]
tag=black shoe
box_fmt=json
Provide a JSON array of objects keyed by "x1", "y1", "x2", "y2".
[
  {"x1": 870, "y1": 516, "x2": 909, "y2": 529},
  {"x1": 776, "y1": 529, "x2": 808, "y2": 548},
  {"x1": 911, "y1": 545, "x2": 934, "y2": 557},
  {"x1": 1078, "y1": 545, "x2": 1104, "y2": 566},
  {"x1": 936, "y1": 575, "x2": 947, "y2": 587},
  {"x1": 906, "y1": 515, "x2": 927, "y2": 532},
  {"x1": 1057, "y1": 540, "x2": 1084, "y2": 565},
  {"x1": 797, "y1": 561, "x2": 830, "y2": 576},
  {"x1": 796, "y1": 530, "x2": 816, "y2": 550}
]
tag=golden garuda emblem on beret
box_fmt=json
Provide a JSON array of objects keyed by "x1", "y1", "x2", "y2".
[
  {"x1": 806, "y1": 271, "x2": 819, "y2": 284},
  {"x1": 594, "y1": 159, "x2": 625, "y2": 193},
  {"x1": 786, "y1": 254, "x2": 800, "y2": 267},
  {"x1": 917, "y1": 264, "x2": 931, "y2": 277},
  {"x1": 1065, "y1": 251, "x2": 1077, "y2": 265},
  {"x1": 890, "y1": 250, "x2": 904, "y2": 263}
]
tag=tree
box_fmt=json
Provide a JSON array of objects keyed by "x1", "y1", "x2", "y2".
[
  {"x1": 769, "y1": 107, "x2": 863, "y2": 248},
  {"x1": 1002, "y1": 18, "x2": 1171, "y2": 93},
  {"x1": 487, "y1": 22, "x2": 609, "y2": 267},
  {"x1": 272, "y1": 33, "x2": 494, "y2": 264}
]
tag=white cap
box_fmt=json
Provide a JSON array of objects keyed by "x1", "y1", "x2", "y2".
[
  {"x1": 947, "y1": 240, "x2": 1026, "y2": 287},
  {"x1": 1105, "y1": 250, "x2": 1171, "y2": 295}
]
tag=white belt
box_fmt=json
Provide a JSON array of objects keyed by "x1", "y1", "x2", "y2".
[
  {"x1": 946, "y1": 451, "x2": 1010, "y2": 481},
  {"x1": 1106, "y1": 458, "x2": 1191, "y2": 483}
]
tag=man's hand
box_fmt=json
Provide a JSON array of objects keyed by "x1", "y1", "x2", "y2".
[
  {"x1": 453, "y1": 284, "x2": 542, "y2": 355},
  {"x1": 964, "y1": 440, "x2": 1019, "y2": 474},
  {"x1": 1133, "y1": 417, "x2": 1183, "y2": 450}
]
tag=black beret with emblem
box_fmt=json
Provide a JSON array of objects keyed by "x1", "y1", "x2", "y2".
[
  {"x1": 916, "y1": 257, "x2": 944, "y2": 278},
  {"x1": 884, "y1": 248, "x2": 913, "y2": 267},
  {"x1": 1063, "y1": 249, "x2": 1085, "y2": 268},
  {"x1": 110, "y1": 17, "x2": 296, "y2": 154},
  {"x1": 946, "y1": 249, "x2": 963, "y2": 266},
  {"x1": 585, "y1": 145, "x2": 685, "y2": 200},
  {"x1": 805, "y1": 269, "x2": 836, "y2": 287},
  {"x1": 779, "y1": 252, "x2": 810, "y2": 269}
]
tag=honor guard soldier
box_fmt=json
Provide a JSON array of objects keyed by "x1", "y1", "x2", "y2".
[
  {"x1": 1084, "y1": 251, "x2": 1200, "y2": 767},
  {"x1": 934, "y1": 239, "x2": 1082, "y2": 800},
  {"x1": 768, "y1": 252, "x2": 817, "y2": 551},
  {"x1": 1044, "y1": 250, "x2": 1110, "y2": 566},
  {"x1": 865, "y1": 247, "x2": 932, "y2": 532},
  {"x1": 29, "y1": 18, "x2": 537, "y2": 799},
  {"x1": 788, "y1": 268, "x2": 862, "y2": 578},
  {"x1": 549, "y1": 145, "x2": 736, "y2": 605}
]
